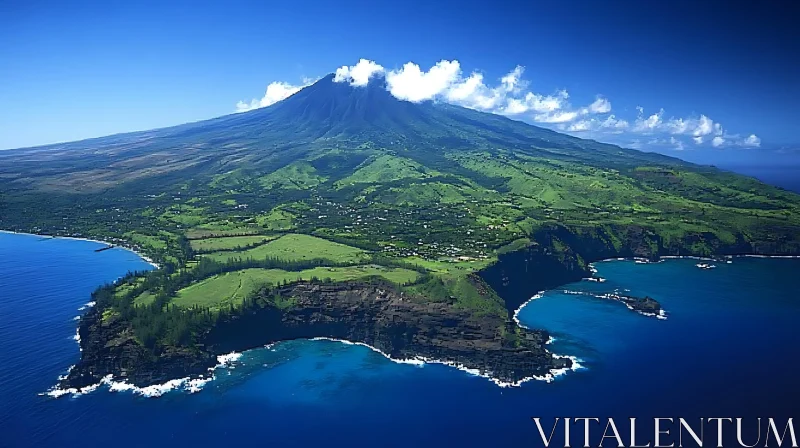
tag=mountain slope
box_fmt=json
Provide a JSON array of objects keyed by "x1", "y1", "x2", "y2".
[
  {"x1": 2, "y1": 73, "x2": 798, "y2": 254},
  {"x1": 0, "y1": 74, "x2": 683, "y2": 191}
]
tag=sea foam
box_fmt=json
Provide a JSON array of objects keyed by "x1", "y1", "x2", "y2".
[
  {"x1": 512, "y1": 291, "x2": 545, "y2": 329},
  {"x1": 558, "y1": 289, "x2": 668, "y2": 320},
  {"x1": 43, "y1": 351, "x2": 244, "y2": 399},
  {"x1": 310, "y1": 337, "x2": 582, "y2": 387}
]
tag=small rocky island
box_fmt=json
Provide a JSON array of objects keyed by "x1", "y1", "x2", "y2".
[{"x1": 606, "y1": 293, "x2": 664, "y2": 318}]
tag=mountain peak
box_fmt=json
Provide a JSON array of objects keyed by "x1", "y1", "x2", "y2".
[
  {"x1": 264, "y1": 70, "x2": 426, "y2": 138},
  {"x1": 293, "y1": 71, "x2": 392, "y2": 102},
  {"x1": 185, "y1": 67, "x2": 652, "y2": 160}
]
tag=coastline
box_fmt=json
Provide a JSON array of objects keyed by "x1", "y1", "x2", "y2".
[
  {"x1": 35, "y1": 240, "x2": 800, "y2": 399},
  {"x1": 512, "y1": 291, "x2": 545, "y2": 329},
  {"x1": 45, "y1": 331, "x2": 584, "y2": 399},
  {"x1": 594, "y1": 254, "x2": 800, "y2": 265},
  {"x1": 511, "y1": 254, "x2": 800, "y2": 349},
  {"x1": 43, "y1": 351, "x2": 243, "y2": 398},
  {"x1": 351, "y1": 254, "x2": 799, "y2": 388},
  {"x1": 308, "y1": 337, "x2": 585, "y2": 388},
  {"x1": 0, "y1": 229, "x2": 159, "y2": 269}
]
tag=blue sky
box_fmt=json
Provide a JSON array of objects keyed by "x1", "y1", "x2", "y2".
[{"x1": 1, "y1": 0, "x2": 798, "y2": 161}]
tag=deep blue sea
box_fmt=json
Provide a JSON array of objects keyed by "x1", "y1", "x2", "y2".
[{"x1": 1, "y1": 231, "x2": 799, "y2": 447}]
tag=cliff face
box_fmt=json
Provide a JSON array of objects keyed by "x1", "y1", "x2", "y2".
[
  {"x1": 63, "y1": 281, "x2": 567, "y2": 389},
  {"x1": 479, "y1": 242, "x2": 588, "y2": 315},
  {"x1": 62, "y1": 224, "x2": 799, "y2": 391},
  {"x1": 65, "y1": 307, "x2": 215, "y2": 389},
  {"x1": 478, "y1": 224, "x2": 794, "y2": 316},
  {"x1": 205, "y1": 282, "x2": 566, "y2": 383}
]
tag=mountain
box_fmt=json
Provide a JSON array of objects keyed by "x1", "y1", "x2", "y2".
[
  {"x1": 2, "y1": 73, "x2": 798, "y2": 245},
  {"x1": 3, "y1": 74, "x2": 800, "y2": 391},
  {"x1": 0, "y1": 74, "x2": 679, "y2": 192}
]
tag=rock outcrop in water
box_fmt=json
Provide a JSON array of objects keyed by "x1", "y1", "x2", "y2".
[
  {"x1": 603, "y1": 293, "x2": 662, "y2": 317},
  {"x1": 62, "y1": 281, "x2": 568, "y2": 390}
]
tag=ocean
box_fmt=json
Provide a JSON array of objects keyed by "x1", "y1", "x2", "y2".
[{"x1": 1, "y1": 231, "x2": 799, "y2": 447}]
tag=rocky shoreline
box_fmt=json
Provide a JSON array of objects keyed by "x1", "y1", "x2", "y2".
[
  {"x1": 60, "y1": 281, "x2": 570, "y2": 391},
  {"x1": 58, "y1": 224, "x2": 800, "y2": 394},
  {"x1": 479, "y1": 224, "x2": 800, "y2": 318}
]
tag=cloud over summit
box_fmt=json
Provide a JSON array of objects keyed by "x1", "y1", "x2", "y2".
[
  {"x1": 236, "y1": 80, "x2": 314, "y2": 112},
  {"x1": 334, "y1": 59, "x2": 384, "y2": 87},
  {"x1": 236, "y1": 58, "x2": 761, "y2": 149},
  {"x1": 331, "y1": 59, "x2": 598, "y2": 125}
]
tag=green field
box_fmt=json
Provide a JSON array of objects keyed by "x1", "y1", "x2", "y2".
[
  {"x1": 172, "y1": 265, "x2": 420, "y2": 309},
  {"x1": 132, "y1": 291, "x2": 156, "y2": 307},
  {"x1": 255, "y1": 208, "x2": 296, "y2": 231},
  {"x1": 400, "y1": 256, "x2": 495, "y2": 275},
  {"x1": 124, "y1": 231, "x2": 170, "y2": 250},
  {"x1": 203, "y1": 233, "x2": 368, "y2": 263},
  {"x1": 189, "y1": 235, "x2": 276, "y2": 252},
  {"x1": 185, "y1": 227, "x2": 262, "y2": 239}
]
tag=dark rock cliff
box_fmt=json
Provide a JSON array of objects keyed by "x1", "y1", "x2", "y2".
[
  {"x1": 207, "y1": 282, "x2": 566, "y2": 383},
  {"x1": 479, "y1": 224, "x2": 797, "y2": 316},
  {"x1": 62, "y1": 281, "x2": 567, "y2": 389},
  {"x1": 65, "y1": 307, "x2": 216, "y2": 389},
  {"x1": 62, "y1": 223, "x2": 799, "y2": 391}
]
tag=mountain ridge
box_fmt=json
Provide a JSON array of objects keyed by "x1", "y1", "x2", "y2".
[{"x1": 1, "y1": 73, "x2": 682, "y2": 168}]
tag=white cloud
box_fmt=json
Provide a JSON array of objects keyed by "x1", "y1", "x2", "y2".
[
  {"x1": 445, "y1": 73, "x2": 485, "y2": 102},
  {"x1": 236, "y1": 58, "x2": 763, "y2": 150},
  {"x1": 665, "y1": 118, "x2": 691, "y2": 135},
  {"x1": 694, "y1": 115, "x2": 714, "y2": 136},
  {"x1": 334, "y1": 59, "x2": 385, "y2": 86},
  {"x1": 742, "y1": 134, "x2": 761, "y2": 147},
  {"x1": 379, "y1": 61, "x2": 589, "y2": 123},
  {"x1": 634, "y1": 109, "x2": 664, "y2": 132},
  {"x1": 567, "y1": 120, "x2": 592, "y2": 132},
  {"x1": 602, "y1": 115, "x2": 629, "y2": 131},
  {"x1": 654, "y1": 114, "x2": 724, "y2": 138},
  {"x1": 587, "y1": 97, "x2": 611, "y2": 114},
  {"x1": 535, "y1": 110, "x2": 580, "y2": 123},
  {"x1": 557, "y1": 114, "x2": 629, "y2": 134},
  {"x1": 500, "y1": 66, "x2": 525, "y2": 92},
  {"x1": 385, "y1": 60, "x2": 461, "y2": 102},
  {"x1": 624, "y1": 107, "x2": 750, "y2": 149},
  {"x1": 502, "y1": 91, "x2": 569, "y2": 115},
  {"x1": 235, "y1": 80, "x2": 313, "y2": 112}
]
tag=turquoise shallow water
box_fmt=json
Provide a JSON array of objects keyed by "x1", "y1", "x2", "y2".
[{"x1": 1, "y1": 231, "x2": 798, "y2": 447}]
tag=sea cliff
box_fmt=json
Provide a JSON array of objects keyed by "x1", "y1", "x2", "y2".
[
  {"x1": 479, "y1": 224, "x2": 800, "y2": 316},
  {"x1": 61, "y1": 224, "x2": 800, "y2": 392},
  {"x1": 62, "y1": 281, "x2": 568, "y2": 389}
]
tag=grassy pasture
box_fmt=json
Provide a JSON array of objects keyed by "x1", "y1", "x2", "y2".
[
  {"x1": 203, "y1": 233, "x2": 368, "y2": 263},
  {"x1": 172, "y1": 265, "x2": 420, "y2": 309},
  {"x1": 189, "y1": 235, "x2": 276, "y2": 252}
]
